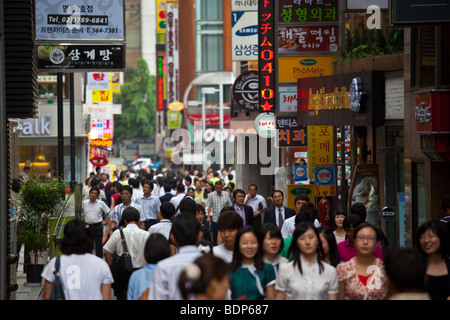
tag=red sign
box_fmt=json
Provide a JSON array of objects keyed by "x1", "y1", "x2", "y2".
[
  {"x1": 278, "y1": 26, "x2": 339, "y2": 53},
  {"x1": 90, "y1": 156, "x2": 109, "y2": 167},
  {"x1": 186, "y1": 114, "x2": 231, "y2": 127},
  {"x1": 258, "y1": 0, "x2": 276, "y2": 113}
]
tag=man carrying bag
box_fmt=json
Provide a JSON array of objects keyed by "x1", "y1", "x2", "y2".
[{"x1": 104, "y1": 207, "x2": 150, "y2": 300}]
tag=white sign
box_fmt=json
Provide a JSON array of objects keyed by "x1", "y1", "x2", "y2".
[
  {"x1": 232, "y1": 0, "x2": 258, "y2": 11},
  {"x1": 279, "y1": 87, "x2": 298, "y2": 112},
  {"x1": 35, "y1": 0, "x2": 125, "y2": 41},
  {"x1": 87, "y1": 72, "x2": 110, "y2": 90},
  {"x1": 21, "y1": 113, "x2": 52, "y2": 136},
  {"x1": 346, "y1": 0, "x2": 388, "y2": 10},
  {"x1": 232, "y1": 11, "x2": 258, "y2": 61},
  {"x1": 83, "y1": 104, "x2": 122, "y2": 115},
  {"x1": 255, "y1": 113, "x2": 276, "y2": 138}
]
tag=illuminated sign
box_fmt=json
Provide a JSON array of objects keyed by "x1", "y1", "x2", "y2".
[
  {"x1": 278, "y1": 56, "x2": 337, "y2": 83},
  {"x1": 258, "y1": 0, "x2": 276, "y2": 113},
  {"x1": 156, "y1": 44, "x2": 166, "y2": 111}
]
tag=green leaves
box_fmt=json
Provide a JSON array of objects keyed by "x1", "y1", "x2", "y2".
[{"x1": 113, "y1": 58, "x2": 156, "y2": 143}]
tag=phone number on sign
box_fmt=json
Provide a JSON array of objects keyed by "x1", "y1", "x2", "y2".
[{"x1": 47, "y1": 15, "x2": 109, "y2": 26}]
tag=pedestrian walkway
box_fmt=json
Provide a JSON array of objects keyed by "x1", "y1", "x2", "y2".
[{"x1": 15, "y1": 247, "x2": 44, "y2": 300}]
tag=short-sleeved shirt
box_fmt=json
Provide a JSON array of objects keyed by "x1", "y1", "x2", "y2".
[
  {"x1": 275, "y1": 255, "x2": 338, "y2": 300},
  {"x1": 135, "y1": 195, "x2": 161, "y2": 220},
  {"x1": 244, "y1": 194, "x2": 267, "y2": 213},
  {"x1": 82, "y1": 199, "x2": 110, "y2": 224},
  {"x1": 41, "y1": 253, "x2": 113, "y2": 300},
  {"x1": 148, "y1": 219, "x2": 172, "y2": 239},
  {"x1": 108, "y1": 201, "x2": 145, "y2": 224},
  {"x1": 206, "y1": 191, "x2": 232, "y2": 223},
  {"x1": 336, "y1": 257, "x2": 387, "y2": 300},
  {"x1": 103, "y1": 224, "x2": 150, "y2": 268},
  {"x1": 230, "y1": 263, "x2": 276, "y2": 300},
  {"x1": 213, "y1": 244, "x2": 233, "y2": 264}
]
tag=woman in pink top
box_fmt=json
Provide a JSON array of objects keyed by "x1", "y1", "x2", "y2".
[
  {"x1": 337, "y1": 222, "x2": 387, "y2": 300},
  {"x1": 337, "y1": 214, "x2": 384, "y2": 262}
]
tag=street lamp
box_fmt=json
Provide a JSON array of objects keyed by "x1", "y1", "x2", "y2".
[{"x1": 201, "y1": 87, "x2": 222, "y2": 169}]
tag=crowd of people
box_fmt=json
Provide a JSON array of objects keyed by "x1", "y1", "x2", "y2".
[{"x1": 39, "y1": 166, "x2": 450, "y2": 301}]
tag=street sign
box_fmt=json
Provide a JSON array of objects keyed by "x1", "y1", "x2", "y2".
[{"x1": 314, "y1": 166, "x2": 336, "y2": 197}]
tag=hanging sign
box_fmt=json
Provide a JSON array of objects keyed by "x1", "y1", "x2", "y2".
[{"x1": 258, "y1": 0, "x2": 276, "y2": 113}]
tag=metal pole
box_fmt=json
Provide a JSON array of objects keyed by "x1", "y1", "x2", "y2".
[
  {"x1": 219, "y1": 73, "x2": 224, "y2": 167},
  {"x1": 202, "y1": 92, "x2": 206, "y2": 172},
  {"x1": 57, "y1": 73, "x2": 64, "y2": 186},
  {"x1": 70, "y1": 73, "x2": 76, "y2": 190}
]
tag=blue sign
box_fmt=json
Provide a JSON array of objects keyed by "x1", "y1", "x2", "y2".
[
  {"x1": 314, "y1": 167, "x2": 335, "y2": 186},
  {"x1": 294, "y1": 165, "x2": 307, "y2": 183}
]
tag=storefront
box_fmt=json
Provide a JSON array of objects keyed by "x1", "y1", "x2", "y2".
[{"x1": 17, "y1": 101, "x2": 88, "y2": 184}]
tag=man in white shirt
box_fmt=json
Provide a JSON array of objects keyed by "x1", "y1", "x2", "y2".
[
  {"x1": 281, "y1": 195, "x2": 320, "y2": 238},
  {"x1": 148, "y1": 202, "x2": 175, "y2": 239},
  {"x1": 149, "y1": 213, "x2": 203, "y2": 300},
  {"x1": 82, "y1": 186, "x2": 110, "y2": 258},
  {"x1": 170, "y1": 183, "x2": 186, "y2": 215},
  {"x1": 106, "y1": 185, "x2": 145, "y2": 238},
  {"x1": 213, "y1": 209, "x2": 243, "y2": 263},
  {"x1": 244, "y1": 184, "x2": 267, "y2": 232},
  {"x1": 135, "y1": 180, "x2": 161, "y2": 230},
  {"x1": 130, "y1": 178, "x2": 144, "y2": 203},
  {"x1": 104, "y1": 207, "x2": 150, "y2": 300}
]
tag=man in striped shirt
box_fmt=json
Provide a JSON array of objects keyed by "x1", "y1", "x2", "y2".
[{"x1": 148, "y1": 213, "x2": 203, "y2": 300}]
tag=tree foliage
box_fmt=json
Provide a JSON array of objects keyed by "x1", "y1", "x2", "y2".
[{"x1": 113, "y1": 58, "x2": 156, "y2": 144}]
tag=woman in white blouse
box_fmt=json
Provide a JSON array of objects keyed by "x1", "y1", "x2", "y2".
[{"x1": 275, "y1": 221, "x2": 339, "y2": 300}]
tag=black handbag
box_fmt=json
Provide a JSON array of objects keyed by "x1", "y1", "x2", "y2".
[
  {"x1": 110, "y1": 229, "x2": 133, "y2": 283},
  {"x1": 50, "y1": 255, "x2": 66, "y2": 300}
]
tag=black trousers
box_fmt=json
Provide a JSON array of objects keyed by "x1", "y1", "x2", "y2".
[{"x1": 88, "y1": 222, "x2": 104, "y2": 258}]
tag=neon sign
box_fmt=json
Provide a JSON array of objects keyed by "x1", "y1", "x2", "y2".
[{"x1": 258, "y1": 0, "x2": 276, "y2": 113}]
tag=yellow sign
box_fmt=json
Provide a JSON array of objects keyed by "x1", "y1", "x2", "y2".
[
  {"x1": 156, "y1": 0, "x2": 167, "y2": 44},
  {"x1": 168, "y1": 101, "x2": 185, "y2": 112},
  {"x1": 92, "y1": 89, "x2": 112, "y2": 103},
  {"x1": 286, "y1": 184, "x2": 316, "y2": 211},
  {"x1": 278, "y1": 56, "x2": 337, "y2": 83},
  {"x1": 307, "y1": 126, "x2": 334, "y2": 179},
  {"x1": 167, "y1": 110, "x2": 182, "y2": 129}
]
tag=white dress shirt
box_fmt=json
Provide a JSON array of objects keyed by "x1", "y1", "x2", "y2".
[
  {"x1": 82, "y1": 199, "x2": 110, "y2": 224},
  {"x1": 148, "y1": 219, "x2": 172, "y2": 239},
  {"x1": 275, "y1": 254, "x2": 338, "y2": 300},
  {"x1": 103, "y1": 224, "x2": 150, "y2": 268}
]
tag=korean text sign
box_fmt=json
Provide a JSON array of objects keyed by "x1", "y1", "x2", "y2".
[
  {"x1": 35, "y1": 0, "x2": 125, "y2": 41},
  {"x1": 307, "y1": 125, "x2": 334, "y2": 179}
]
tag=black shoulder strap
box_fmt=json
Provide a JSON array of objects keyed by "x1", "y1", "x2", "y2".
[
  {"x1": 54, "y1": 255, "x2": 61, "y2": 274},
  {"x1": 119, "y1": 228, "x2": 129, "y2": 253}
]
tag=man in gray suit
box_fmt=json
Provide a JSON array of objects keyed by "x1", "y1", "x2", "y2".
[{"x1": 263, "y1": 190, "x2": 296, "y2": 230}]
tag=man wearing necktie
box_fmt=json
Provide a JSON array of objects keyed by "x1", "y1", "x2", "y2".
[
  {"x1": 233, "y1": 189, "x2": 255, "y2": 228},
  {"x1": 263, "y1": 190, "x2": 296, "y2": 230}
]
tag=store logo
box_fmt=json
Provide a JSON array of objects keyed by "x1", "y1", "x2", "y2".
[
  {"x1": 49, "y1": 49, "x2": 65, "y2": 65},
  {"x1": 300, "y1": 59, "x2": 317, "y2": 66},
  {"x1": 21, "y1": 112, "x2": 51, "y2": 136},
  {"x1": 236, "y1": 25, "x2": 258, "y2": 37}
]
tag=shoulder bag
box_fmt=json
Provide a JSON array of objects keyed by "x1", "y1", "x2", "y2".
[
  {"x1": 110, "y1": 228, "x2": 134, "y2": 283},
  {"x1": 50, "y1": 255, "x2": 66, "y2": 300}
]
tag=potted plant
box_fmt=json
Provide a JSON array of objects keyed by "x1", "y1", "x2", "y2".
[{"x1": 16, "y1": 171, "x2": 66, "y2": 284}]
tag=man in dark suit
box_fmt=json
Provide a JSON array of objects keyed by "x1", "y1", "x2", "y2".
[
  {"x1": 232, "y1": 189, "x2": 254, "y2": 228},
  {"x1": 159, "y1": 183, "x2": 174, "y2": 204},
  {"x1": 263, "y1": 190, "x2": 296, "y2": 230}
]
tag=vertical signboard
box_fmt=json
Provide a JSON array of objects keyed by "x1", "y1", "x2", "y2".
[
  {"x1": 258, "y1": 0, "x2": 276, "y2": 113},
  {"x1": 307, "y1": 125, "x2": 334, "y2": 180},
  {"x1": 166, "y1": 1, "x2": 179, "y2": 104}
]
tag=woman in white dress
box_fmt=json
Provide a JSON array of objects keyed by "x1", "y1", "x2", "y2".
[{"x1": 275, "y1": 221, "x2": 338, "y2": 300}]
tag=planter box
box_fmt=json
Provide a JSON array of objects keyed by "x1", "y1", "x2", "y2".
[{"x1": 333, "y1": 54, "x2": 404, "y2": 74}]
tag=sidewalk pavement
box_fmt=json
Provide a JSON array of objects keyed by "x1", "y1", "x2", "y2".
[{"x1": 14, "y1": 247, "x2": 44, "y2": 300}]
